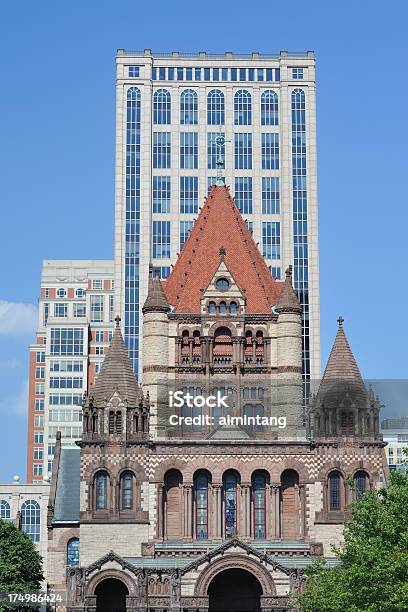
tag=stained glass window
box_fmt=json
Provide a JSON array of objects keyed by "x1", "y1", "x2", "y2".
[
  {"x1": 195, "y1": 473, "x2": 209, "y2": 540},
  {"x1": 224, "y1": 472, "x2": 238, "y2": 537}
]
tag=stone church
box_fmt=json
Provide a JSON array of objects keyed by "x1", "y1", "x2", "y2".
[{"x1": 47, "y1": 186, "x2": 386, "y2": 611}]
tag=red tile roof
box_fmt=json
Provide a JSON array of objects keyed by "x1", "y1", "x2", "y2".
[{"x1": 163, "y1": 185, "x2": 283, "y2": 313}]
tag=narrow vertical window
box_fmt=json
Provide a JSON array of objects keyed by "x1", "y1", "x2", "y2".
[
  {"x1": 261, "y1": 90, "x2": 279, "y2": 125},
  {"x1": 329, "y1": 472, "x2": 341, "y2": 511},
  {"x1": 153, "y1": 89, "x2": 171, "y2": 124},
  {"x1": 67, "y1": 538, "x2": 80, "y2": 566},
  {"x1": 153, "y1": 133, "x2": 171, "y2": 169},
  {"x1": 180, "y1": 89, "x2": 198, "y2": 125},
  {"x1": 95, "y1": 473, "x2": 107, "y2": 510},
  {"x1": 234, "y1": 177, "x2": 252, "y2": 214},
  {"x1": 354, "y1": 471, "x2": 367, "y2": 498},
  {"x1": 261, "y1": 133, "x2": 279, "y2": 169},
  {"x1": 224, "y1": 472, "x2": 238, "y2": 538},
  {"x1": 125, "y1": 87, "x2": 141, "y2": 373},
  {"x1": 180, "y1": 132, "x2": 198, "y2": 169},
  {"x1": 152, "y1": 176, "x2": 171, "y2": 213},
  {"x1": 195, "y1": 472, "x2": 209, "y2": 540},
  {"x1": 262, "y1": 222, "x2": 281, "y2": 260},
  {"x1": 253, "y1": 473, "x2": 266, "y2": 538},
  {"x1": 121, "y1": 472, "x2": 133, "y2": 510},
  {"x1": 180, "y1": 177, "x2": 198, "y2": 214},
  {"x1": 207, "y1": 90, "x2": 225, "y2": 125},
  {"x1": 21, "y1": 500, "x2": 41, "y2": 542},
  {"x1": 234, "y1": 133, "x2": 252, "y2": 169},
  {"x1": 152, "y1": 221, "x2": 171, "y2": 258},
  {"x1": 234, "y1": 90, "x2": 252, "y2": 125}
]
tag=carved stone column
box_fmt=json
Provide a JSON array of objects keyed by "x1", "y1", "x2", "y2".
[
  {"x1": 182, "y1": 484, "x2": 193, "y2": 539},
  {"x1": 265, "y1": 483, "x2": 271, "y2": 539},
  {"x1": 240, "y1": 484, "x2": 251, "y2": 537},
  {"x1": 299, "y1": 484, "x2": 306, "y2": 538},
  {"x1": 157, "y1": 484, "x2": 164, "y2": 539},
  {"x1": 272, "y1": 484, "x2": 281, "y2": 538},
  {"x1": 175, "y1": 338, "x2": 181, "y2": 365},
  {"x1": 212, "y1": 484, "x2": 223, "y2": 539}
]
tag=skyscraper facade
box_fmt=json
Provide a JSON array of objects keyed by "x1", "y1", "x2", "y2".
[
  {"x1": 114, "y1": 49, "x2": 320, "y2": 381},
  {"x1": 27, "y1": 260, "x2": 114, "y2": 482}
]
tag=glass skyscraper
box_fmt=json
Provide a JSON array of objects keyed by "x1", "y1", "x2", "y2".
[{"x1": 114, "y1": 50, "x2": 320, "y2": 381}]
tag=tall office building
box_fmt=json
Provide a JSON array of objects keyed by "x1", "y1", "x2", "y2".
[
  {"x1": 114, "y1": 49, "x2": 320, "y2": 381},
  {"x1": 27, "y1": 260, "x2": 114, "y2": 482}
]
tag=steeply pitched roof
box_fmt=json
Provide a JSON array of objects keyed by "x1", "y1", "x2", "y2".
[
  {"x1": 322, "y1": 317, "x2": 363, "y2": 382},
  {"x1": 275, "y1": 267, "x2": 301, "y2": 314},
  {"x1": 142, "y1": 266, "x2": 170, "y2": 313},
  {"x1": 163, "y1": 185, "x2": 283, "y2": 313},
  {"x1": 88, "y1": 317, "x2": 141, "y2": 407},
  {"x1": 53, "y1": 447, "x2": 80, "y2": 523}
]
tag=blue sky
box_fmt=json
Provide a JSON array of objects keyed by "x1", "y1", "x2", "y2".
[{"x1": 0, "y1": 0, "x2": 407, "y2": 482}]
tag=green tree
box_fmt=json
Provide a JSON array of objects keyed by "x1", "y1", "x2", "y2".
[
  {"x1": 0, "y1": 519, "x2": 43, "y2": 603},
  {"x1": 296, "y1": 470, "x2": 408, "y2": 612}
]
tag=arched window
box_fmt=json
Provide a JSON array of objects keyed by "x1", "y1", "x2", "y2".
[
  {"x1": 208, "y1": 301, "x2": 216, "y2": 314},
  {"x1": 0, "y1": 500, "x2": 10, "y2": 520},
  {"x1": 234, "y1": 90, "x2": 252, "y2": 125},
  {"x1": 224, "y1": 471, "x2": 239, "y2": 537},
  {"x1": 207, "y1": 89, "x2": 225, "y2": 125},
  {"x1": 194, "y1": 471, "x2": 210, "y2": 540},
  {"x1": 95, "y1": 472, "x2": 108, "y2": 510},
  {"x1": 354, "y1": 471, "x2": 368, "y2": 498},
  {"x1": 252, "y1": 472, "x2": 267, "y2": 538},
  {"x1": 229, "y1": 301, "x2": 238, "y2": 314},
  {"x1": 121, "y1": 472, "x2": 134, "y2": 510},
  {"x1": 261, "y1": 90, "x2": 279, "y2": 125},
  {"x1": 213, "y1": 327, "x2": 233, "y2": 365},
  {"x1": 164, "y1": 470, "x2": 183, "y2": 538},
  {"x1": 341, "y1": 411, "x2": 355, "y2": 435},
  {"x1": 21, "y1": 500, "x2": 41, "y2": 542},
  {"x1": 281, "y1": 470, "x2": 299, "y2": 539},
  {"x1": 109, "y1": 411, "x2": 115, "y2": 434},
  {"x1": 219, "y1": 301, "x2": 227, "y2": 314},
  {"x1": 153, "y1": 89, "x2": 171, "y2": 124},
  {"x1": 180, "y1": 89, "x2": 198, "y2": 125},
  {"x1": 329, "y1": 471, "x2": 341, "y2": 511},
  {"x1": 67, "y1": 537, "x2": 80, "y2": 566}
]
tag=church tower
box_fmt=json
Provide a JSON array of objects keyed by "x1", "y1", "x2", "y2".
[{"x1": 78, "y1": 316, "x2": 151, "y2": 566}]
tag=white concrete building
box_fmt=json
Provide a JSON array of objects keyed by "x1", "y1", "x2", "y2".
[
  {"x1": 0, "y1": 479, "x2": 50, "y2": 587},
  {"x1": 113, "y1": 49, "x2": 320, "y2": 381},
  {"x1": 27, "y1": 260, "x2": 114, "y2": 483}
]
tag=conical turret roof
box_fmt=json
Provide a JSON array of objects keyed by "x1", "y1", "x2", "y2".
[
  {"x1": 275, "y1": 267, "x2": 301, "y2": 314},
  {"x1": 142, "y1": 266, "x2": 170, "y2": 313},
  {"x1": 322, "y1": 317, "x2": 363, "y2": 382},
  {"x1": 87, "y1": 316, "x2": 141, "y2": 407}
]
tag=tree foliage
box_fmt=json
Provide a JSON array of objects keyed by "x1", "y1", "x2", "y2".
[
  {"x1": 296, "y1": 470, "x2": 408, "y2": 611},
  {"x1": 0, "y1": 519, "x2": 43, "y2": 594}
]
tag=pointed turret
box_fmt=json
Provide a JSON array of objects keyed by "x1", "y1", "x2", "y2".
[
  {"x1": 321, "y1": 316, "x2": 363, "y2": 383},
  {"x1": 142, "y1": 268, "x2": 170, "y2": 438},
  {"x1": 142, "y1": 266, "x2": 170, "y2": 314},
  {"x1": 275, "y1": 267, "x2": 301, "y2": 314},
  {"x1": 310, "y1": 317, "x2": 380, "y2": 439},
  {"x1": 86, "y1": 315, "x2": 142, "y2": 408}
]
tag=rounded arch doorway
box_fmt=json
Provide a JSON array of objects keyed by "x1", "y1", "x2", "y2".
[
  {"x1": 208, "y1": 568, "x2": 262, "y2": 612},
  {"x1": 95, "y1": 577, "x2": 128, "y2": 612}
]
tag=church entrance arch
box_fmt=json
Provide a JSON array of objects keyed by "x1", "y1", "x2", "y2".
[
  {"x1": 95, "y1": 577, "x2": 128, "y2": 612},
  {"x1": 208, "y1": 568, "x2": 262, "y2": 611}
]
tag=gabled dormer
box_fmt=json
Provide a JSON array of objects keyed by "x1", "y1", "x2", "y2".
[{"x1": 201, "y1": 247, "x2": 246, "y2": 317}]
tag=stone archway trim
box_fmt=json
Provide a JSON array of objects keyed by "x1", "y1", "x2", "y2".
[
  {"x1": 86, "y1": 568, "x2": 138, "y2": 598},
  {"x1": 193, "y1": 554, "x2": 277, "y2": 597}
]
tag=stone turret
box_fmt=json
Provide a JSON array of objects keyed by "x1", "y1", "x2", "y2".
[
  {"x1": 82, "y1": 316, "x2": 149, "y2": 442},
  {"x1": 142, "y1": 267, "x2": 170, "y2": 437},
  {"x1": 309, "y1": 317, "x2": 381, "y2": 439},
  {"x1": 275, "y1": 267, "x2": 304, "y2": 438}
]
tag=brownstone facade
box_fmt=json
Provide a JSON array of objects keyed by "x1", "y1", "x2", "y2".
[{"x1": 47, "y1": 187, "x2": 387, "y2": 612}]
